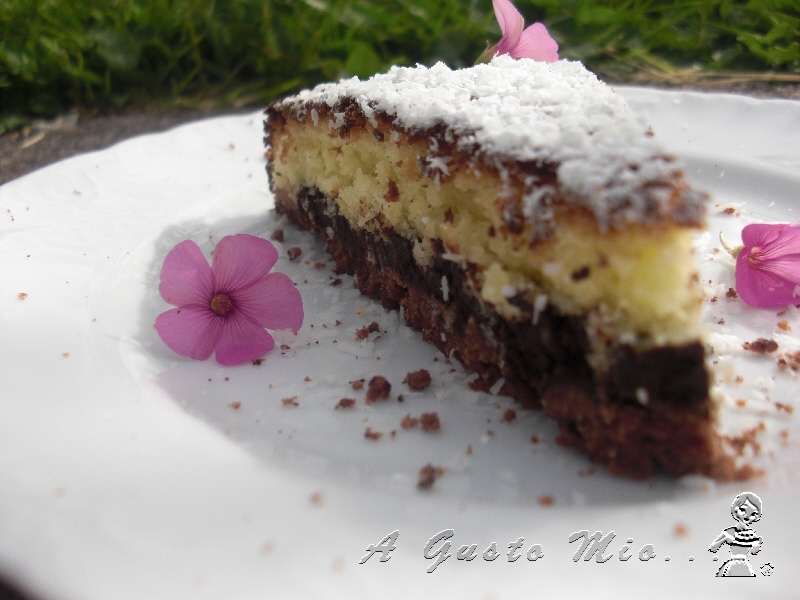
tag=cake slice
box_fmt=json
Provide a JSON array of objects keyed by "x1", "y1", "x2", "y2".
[{"x1": 264, "y1": 55, "x2": 749, "y2": 479}]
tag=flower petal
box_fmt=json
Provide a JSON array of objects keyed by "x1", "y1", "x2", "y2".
[
  {"x1": 155, "y1": 306, "x2": 223, "y2": 360},
  {"x1": 159, "y1": 240, "x2": 214, "y2": 307},
  {"x1": 741, "y1": 223, "x2": 791, "y2": 249},
  {"x1": 513, "y1": 23, "x2": 559, "y2": 62},
  {"x1": 493, "y1": 0, "x2": 525, "y2": 53},
  {"x1": 756, "y1": 224, "x2": 800, "y2": 262},
  {"x1": 214, "y1": 313, "x2": 275, "y2": 366},
  {"x1": 231, "y1": 272, "x2": 304, "y2": 332},
  {"x1": 211, "y1": 234, "x2": 279, "y2": 293},
  {"x1": 736, "y1": 252, "x2": 800, "y2": 308}
]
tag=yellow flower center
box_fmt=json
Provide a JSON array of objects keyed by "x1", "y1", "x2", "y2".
[{"x1": 210, "y1": 293, "x2": 233, "y2": 316}]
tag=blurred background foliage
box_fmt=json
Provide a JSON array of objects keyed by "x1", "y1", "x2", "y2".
[{"x1": 1, "y1": 0, "x2": 798, "y2": 133}]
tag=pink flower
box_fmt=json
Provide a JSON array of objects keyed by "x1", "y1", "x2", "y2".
[
  {"x1": 155, "y1": 234, "x2": 303, "y2": 366},
  {"x1": 735, "y1": 223, "x2": 800, "y2": 308},
  {"x1": 477, "y1": 0, "x2": 559, "y2": 63}
]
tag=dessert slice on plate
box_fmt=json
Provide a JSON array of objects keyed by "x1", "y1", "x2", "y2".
[{"x1": 264, "y1": 55, "x2": 749, "y2": 480}]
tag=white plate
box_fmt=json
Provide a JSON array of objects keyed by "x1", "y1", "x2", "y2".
[{"x1": 1, "y1": 88, "x2": 799, "y2": 599}]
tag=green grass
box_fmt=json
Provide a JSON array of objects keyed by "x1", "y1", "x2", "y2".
[{"x1": 1, "y1": 0, "x2": 798, "y2": 133}]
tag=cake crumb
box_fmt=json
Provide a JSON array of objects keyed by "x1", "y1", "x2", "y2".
[
  {"x1": 304, "y1": 376, "x2": 312, "y2": 382},
  {"x1": 724, "y1": 422, "x2": 766, "y2": 456},
  {"x1": 777, "y1": 350, "x2": 800, "y2": 371},
  {"x1": 735, "y1": 399, "x2": 747, "y2": 408},
  {"x1": 252, "y1": 358, "x2": 264, "y2": 365},
  {"x1": 775, "y1": 402, "x2": 794, "y2": 414},
  {"x1": 673, "y1": 523, "x2": 690, "y2": 538},
  {"x1": 403, "y1": 369, "x2": 432, "y2": 391},
  {"x1": 314, "y1": 261, "x2": 326, "y2": 270},
  {"x1": 725, "y1": 287, "x2": 738, "y2": 299},
  {"x1": 356, "y1": 321, "x2": 380, "y2": 340},
  {"x1": 366, "y1": 376, "x2": 391, "y2": 403},
  {"x1": 330, "y1": 278, "x2": 343, "y2": 286},
  {"x1": 364, "y1": 427, "x2": 383, "y2": 440},
  {"x1": 530, "y1": 436, "x2": 539, "y2": 444},
  {"x1": 500, "y1": 408, "x2": 517, "y2": 423},
  {"x1": 17, "y1": 292, "x2": 27, "y2": 301},
  {"x1": 288, "y1": 247, "x2": 302, "y2": 261},
  {"x1": 310, "y1": 491, "x2": 324, "y2": 506},
  {"x1": 401, "y1": 414, "x2": 419, "y2": 429},
  {"x1": 282, "y1": 396, "x2": 299, "y2": 406},
  {"x1": 467, "y1": 444, "x2": 473, "y2": 455},
  {"x1": 417, "y1": 463, "x2": 444, "y2": 490},
  {"x1": 778, "y1": 320, "x2": 791, "y2": 332},
  {"x1": 270, "y1": 229, "x2": 284, "y2": 242},
  {"x1": 743, "y1": 338, "x2": 778, "y2": 354},
  {"x1": 350, "y1": 379, "x2": 365, "y2": 390},
  {"x1": 537, "y1": 495, "x2": 554, "y2": 507},
  {"x1": 229, "y1": 402, "x2": 241, "y2": 410},
  {"x1": 420, "y1": 412, "x2": 441, "y2": 431},
  {"x1": 722, "y1": 207, "x2": 736, "y2": 215},
  {"x1": 335, "y1": 398, "x2": 356, "y2": 409}
]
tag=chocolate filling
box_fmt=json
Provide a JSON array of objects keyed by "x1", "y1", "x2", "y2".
[{"x1": 275, "y1": 185, "x2": 744, "y2": 480}]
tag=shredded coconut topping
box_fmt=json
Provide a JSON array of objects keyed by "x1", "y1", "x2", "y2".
[{"x1": 278, "y1": 55, "x2": 703, "y2": 230}]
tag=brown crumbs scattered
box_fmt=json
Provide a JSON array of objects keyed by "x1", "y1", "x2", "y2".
[
  {"x1": 252, "y1": 358, "x2": 265, "y2": 365},
  {"x1": 350, "y1": 379, "x2": 365, "y2": 390},
  {"x1": 303, "y1": 376, "x2": 312, "y2": 382},
  {"x1": 314, "y1": 262, "x2": 326, "y2": 270},
  {"x1": 466, "y1": 444, "x2": 473, "y2": 455},
  {"x1": 365, "y1": 376, "x2": 391, "y2": 403},
  {"x1": 724, "y1": 422, "x2": 766, "y2": 456},
  {"x1": 419, "y1": 412, "x2": 441, "y2": 432},
  {"x1": 778, "y1": 320, "x2": 791, "y2": 332},
  {"x1": 355, "y1": 321, "x2": 380, "y2": 341},
  {"x1": 282, "y1": 396, "x2": 299, "y2": 406},
  {"x1": 403, "y1": 369, "x2": 432, "y2": 391},
  {"x1": 310, "y1": 491, "x2": 324, "y2": 506},
  {"x1": 330, "y1": 278, "x2": 343, "y2": 286},
  {"x1": 775, "y1": 402, "x2": 794, "y2": 414},
  {"x1": 537, "y1": 495, "x2": 554, "y2": 507},
  {"x1": 229, "y1": 401, "x2": 241, "y2": 410},
  {"x1": 280, "y1": 344, "x2": 291, "y2": 351},
  {"x1": 401, "y1": 414, "x2": 419, "y2": 429},
  {"x1": 743, "y1": 338, "x2": 779, "y2": 354},
  {"x1": 364, "y1": 427, "x2": 383, "y2": 441},
  {"x1": 735, "y1": 399, "x2": 747, "y2": 408},
  {"x1": 722, "y1": 207, "x2": 736, "y2": 215},
  {"x1": 417, "y1": 463, "x2": 444, "y2": 490},
  {"x1": 17, "y1": 292, "x2": 27, "y2": 301},
  {"x1": 530, "y1": 435, "x2": 539, "y2": 444},
  {"x1": 710, "y1": 296, "x2": 718, "y2": 303},
  {"x1": 735, "y1": 375, "x2": 744, "y2": 383},
  {"x1": 500, "y1": 408, "x2": 517, "y2": 423},
  {"x1": 270, "y1": 229, "x2": 284, "y2": 242},
  {"x1": 335, "y1": 398, "x2": 356, "y2": 409},
  {"x1": 287, "y1": 247, "x2": 302, "y2": 261},
  {"x1": 725, "y1": 287, "x2": 738, "y2": 299}
]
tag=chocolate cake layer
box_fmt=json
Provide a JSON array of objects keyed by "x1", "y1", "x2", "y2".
[{"x1": 275, "y1": 185, "x2": 747, "y2": 480}]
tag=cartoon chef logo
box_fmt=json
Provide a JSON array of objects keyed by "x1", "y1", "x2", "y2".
[{"x1": 708, "y1": 492, "x2": 764, "y2": 577}]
